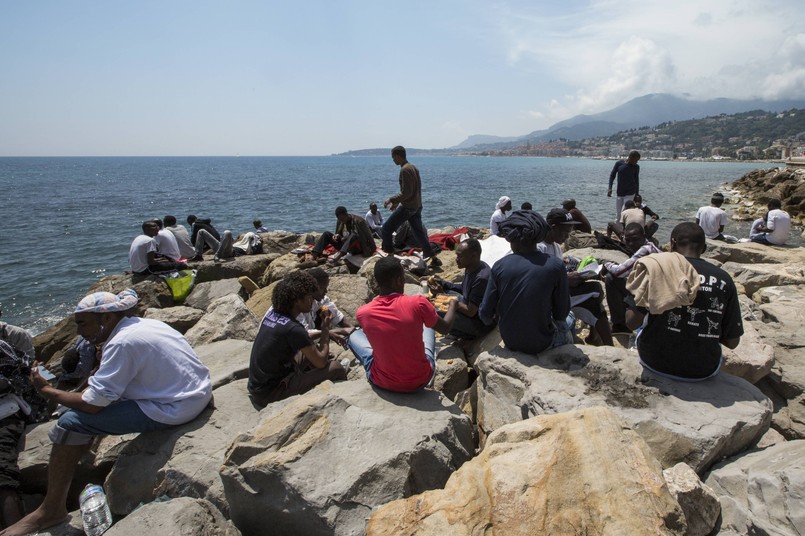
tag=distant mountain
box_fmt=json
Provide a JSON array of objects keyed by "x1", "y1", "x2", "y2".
[{"x1": 450, "y1": 94, "x2": 805, "y2": 151}]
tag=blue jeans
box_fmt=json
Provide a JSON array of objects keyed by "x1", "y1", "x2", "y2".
[
  {"x1": 381, "y1": 206, "x2": 432, "y2": 258},
  {"x1": 346, "y1": 327, "x2": 436, "y2": 388},
  {"x1": 750, "y1": 234, "x2": 772, "y2": 245},
  {"x1": 49, "y1": 400, "x2": 174, "y2": 446},
  {"x1": 551, "y1": 311, "x2": 576, "y2": 348}
]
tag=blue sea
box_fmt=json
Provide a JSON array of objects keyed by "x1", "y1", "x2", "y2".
[{"x1": 0, "y1": 156, "x2": 785, "y2": 335}]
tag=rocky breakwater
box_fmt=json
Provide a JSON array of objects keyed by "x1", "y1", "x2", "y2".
[
  {"x1": 729, "y1": 165, "x2": 805, "y2": 229},
  {"x1": 19, "y1": 230, "x2": 805, "y2": 535}
]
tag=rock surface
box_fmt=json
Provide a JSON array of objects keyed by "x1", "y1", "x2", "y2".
[
  {"x1": 143, "y1": 305, "x2": 204, "y2": 333},
  {"x1": 367, "y1": 407, "x2": 686, "y2": 536},
  {"x1": 663, "y1": 462, "x2": 721, "y2": 536},
  {"x1": 220, "y1": 380, "x2": 474, "y2": 536},
  {"x1": 184, "y1": 278, "x2": 245, "y2": 311},
  {"x1": 474, "y1": 344, "x2": 771, "y2": 472},
  {"x1": 194, "y1": 339, "x2": 252, "y2": 389},
  {"x1": 704, "y1": 440, "x2": 805, "y2": 536},
  {"x1": 184, "y1": 294, "x2": 259, "y2": 346},
  {"x1": 105, "y1": 497, "x2": 241, "y2": 535}
]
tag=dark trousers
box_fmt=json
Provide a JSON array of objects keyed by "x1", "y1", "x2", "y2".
[
  {"x1": 381, "y1": 206, "x2": 432, "y2": 258},
  {"x1": 313, "y1": 231, "x2": 360, "y2": 256},
  {"x1": 605, "y1": 275, "x2": 631, "y2": 324},
  {"x1": 251, "y1": 360, "x2": 346, "y2": 407}
]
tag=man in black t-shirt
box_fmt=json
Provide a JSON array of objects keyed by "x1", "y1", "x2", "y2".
[
  {"x1": 248, "y1": 272, "x2": 346, "y2": 407},
  {"x1": 426, "y1": 239, "x2": 495, "y2": 340},
  {"x1": 627, "y1": 223, "x2": 743, "y2": 380}
]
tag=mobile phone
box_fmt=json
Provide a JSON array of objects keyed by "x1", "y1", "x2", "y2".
[{"x1": 36, "y1": 366, "x2": 57, "y2": 382}]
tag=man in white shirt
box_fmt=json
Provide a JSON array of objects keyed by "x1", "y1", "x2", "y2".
[
  {"x1": 695, "y1": 192, "x2": 728, "y2": 241},
  {"x1": 490, "y1": 196, "x2": 512, "y2": 236},
  {"x1": 751, "y1": 199, "x2": 791, "y2": 245},
  {"x1": 163, "y1": 215, "x2": 196, "y2": 259},
  {"x1": 128, "y1": 221, "x2": 187, "y2": 275},
  {"x1": 152, "y1": 219, "x2": 181, "y2": 261},
  {"x1": 6, "y1": 289, "x2": 212, "y2": 536},
  {"x1": 364, "y1": 203, "x2": 384, "y2": 238}
]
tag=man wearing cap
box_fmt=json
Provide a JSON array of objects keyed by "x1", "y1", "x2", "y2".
[
  {"x1": 607, "y1": 150, "x2": 640, "y2": 219},
  {"x1": 479, "y1": 210, "x2": 571, "y2": 355},
  {"x1": 539, "y1": 208, "x2": 613, "y2": 346},
  {"x1": 561, "y1": 199, "x2": 592, "y2": 234},
  {"x1": 490, "y1": 196, "x2": 512, "y2": 236},
  {"x1": 5, "y1": 290, "x2": 212, "y2": 536}
]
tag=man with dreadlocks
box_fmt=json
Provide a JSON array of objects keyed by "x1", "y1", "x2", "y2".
[
  {"x1": 479, "y1": 209, "x2": 572, "y2": 355},
  {"x1": 248, "y1": 271, "x2": 347, "y2": 407},
  {"x1": 3, "y1": 289, "x2": 212, "y2": 536}
]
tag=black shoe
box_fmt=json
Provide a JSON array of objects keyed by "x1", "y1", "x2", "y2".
[
  {"x1": 429, "y1": 257, "x2": 443, "y2": 267},
  {"x1": 188, "y1": 255, "x2": 204, "y2": 262},
  {"x1": 611, "y1": 323, "x2": 632, "y2": 334}
]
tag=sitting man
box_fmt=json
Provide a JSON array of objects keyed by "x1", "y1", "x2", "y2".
[
  {"x1": 151, "y1": 218, "x2": 181, "y2": 262},
  {"x1": 490, "y1": 196, "x2": 512, "y2": 236},
  {"x1": 253, "y1": 219, "x2": 268, "y2": 233},
  {"x1": 187, "y1": 215, "x2": 220, "y2": 246},
  {"x1": 311, "y1": 206, "x2": 376, "y2": 264},
  {"x1": 347, "y1": 257, "x2": 458, "y2": 392},
  {"x1": 295, "y1": 268, "x2": 354, "y2": 344},
  {"x1": 602, "y1": 222, "x2": 660, "y2": 333},
  {"x1": 634, "y1": 194, "x2": 660, "y2": 239},
  {"x1": 539, "y1": 208, "x2": 613, "y2": 346},
  {"x1": 750, "y1": 199, "x2": 791, "y2": 246},
  {"x1": 163, "y1": 215, "x2": 196, "y2": 259},
  {"x1": 365, "y1": 203, "x2": 384, "y2": 239},
  {"x1": 607, "y1": 199, "x2": 645, "y2": 239},
  {"x1": 5, "y1": 289, "x2": 212, "y2": 536},
  {"x1": 129, "y1": 220, "x2": 187, "y2": 274},
  {"x1": 627, "y1": 223, "x2": 743, "y2": 380},
  {"x1": 426, "y1": 238, "x2": 495, "y2": 340},
  {"x1": 248, "y1": 271, "x2": 347, "y2": 407},
  {"x1": 561, "y1": 199, "x2": 592, "y2": 234},
  {"x1": 696, "y1": 192, "x2": 728, "y2": 241},
  {"x1": 478, "y1": 210, "x2": 572, "y2": 355}
]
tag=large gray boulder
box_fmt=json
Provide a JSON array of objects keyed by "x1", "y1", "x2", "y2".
[
  {"x1": 721, "y1": 261, "x2": 805, "y2": 297},
  {"x1": 194, "y1": 339, "x2": 252, "y2": 389},
  {"x1": 184, "y1": 278, "x2": 245, "y2": 311},
  {"x1": 105, "y1": 497, "x2": 241, "y2": 536},
  {"x1": 184, "y1": 294, "x2": 259, "y2": 346},
  {"x1": 720, "y1": 319, "x2": 774, "y2": 384},
  {"x1": 475, "y1": 344, "x2": 771, "y2": 473},
  {"x1": 104, "y1": 380, "x2": 259, "y2": 516},
  {"x1": 192, "y1": 253, "x2": 279, "y2": 284},
  {"x1": 752, "y1": 285, "x2": 805, "y2": 438},
  {"x1": 704, "y1": 440, "x2": 805, "y2": 535},
  {"x1": 663, "y1": 462, "x2": 721, "y2": 536},
  {"x1": 325, "y1": 273, "x2": 372, "y2": 323},
  {"x1": 143, "y1": 305, "x2": 204, "y2": 333},
  {"x1": 220, "y1": 380, "x2": 474, "y2": 536},
  {"x1": 702, "y1": 240, "x2": 803, "y2": 265}
]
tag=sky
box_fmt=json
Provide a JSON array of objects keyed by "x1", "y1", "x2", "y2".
[{"x1": 1, "y1": 0, "x2": 803, "y2": 156}]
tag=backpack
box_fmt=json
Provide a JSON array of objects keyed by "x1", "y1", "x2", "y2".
[{"x1": 0, "y1": 340, "x2": 48, "y2": 423}]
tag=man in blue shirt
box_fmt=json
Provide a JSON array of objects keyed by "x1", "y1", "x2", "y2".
[
  {"x1": 607, "y1": 150, "x2": 640, "y2": 219},
  {"x1": 479, "y1": 210, "x2": 571, "y2": 355}
]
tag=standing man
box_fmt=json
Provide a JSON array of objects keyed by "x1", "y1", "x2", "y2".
[
  {"x1": 3, "y1": 289, "x2": 212, "y2": 536},
  {"x1": 426, "y1": 238, "x2": 495, "y2": 340},
  {"x1": 347, "y1": 257, "x2": 457, "y2": 392},
  {"x1": 478, "y1": 210, "x2": 572, "y2": 355},
  {"x1": 381, "y1": 146, "x2": 441, "y2": 267},
  {"x1": 608, "y1": 150, "x2": 640, "y2": 219},
  {"x1": 627, "y1": 223, "x2": 743, "y2": 380},
  {"x1": 489, "y1": 196, "x2": 512, "y2": 236},
  {"x1": 365, "y1": 203, "x2": 384, "y2": 239}
]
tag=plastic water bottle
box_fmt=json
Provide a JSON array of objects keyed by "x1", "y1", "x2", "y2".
[{"x1": 79, "y1": 484, "x2": 112, "y2": 535}]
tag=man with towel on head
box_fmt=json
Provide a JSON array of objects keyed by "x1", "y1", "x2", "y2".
[
  {"x1": 479, "y1": 210, "x2": 572, "y2": 355},
  {"x1": 489, "y1": 196, "x2": 512, "y2": 236},
  {"x1": 4, "y1": 290, "x2": 212, "y2": 536}
]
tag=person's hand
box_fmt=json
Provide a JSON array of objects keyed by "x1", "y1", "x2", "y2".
[
  {"x1": 29, "y1": 361, "x2": 49, "y2": 391},
  {"x1": 383, "y1": 198, "x2": 393, "y2": 209},
  {"x1": 446, "y1": 296, "x2": 459, "y2": 310},
  {"x1": 651, "y1": 215, "x2": 658, "y2": 220},
  {"x1": 567, "y1": 271, "x2": 584, "y2": 287},
  {"x1": 606, "y1": 189, "x2": 612, "y2": 198},
  {"x1": 319, "y1": 307, "x2": 333, "y2": 325}
]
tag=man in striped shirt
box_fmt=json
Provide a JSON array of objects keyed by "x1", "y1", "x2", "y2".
[{"x1": 602, "y1": 223, "x2": 659, "y2": 333}]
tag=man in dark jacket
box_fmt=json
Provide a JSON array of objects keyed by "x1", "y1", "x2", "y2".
[
  {"x1": 607, "y1": 150, "x2": 640, "y2": 220},
  {"x1": 312, "y1": 206, "x2": 377, "y2": 263}
]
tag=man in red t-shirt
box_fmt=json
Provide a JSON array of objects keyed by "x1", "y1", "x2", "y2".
[{"x1": 348, "y1": 256, "x2": 458, "y2": 392}]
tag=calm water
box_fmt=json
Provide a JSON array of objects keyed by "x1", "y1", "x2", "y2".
[{"x1": 0, "y1": 156, "x2": 783, "y2": 335}]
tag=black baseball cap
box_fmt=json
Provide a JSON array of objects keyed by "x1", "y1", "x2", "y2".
[{"x1": 546, "y1": 208, "x2": 580, "y2": 226}]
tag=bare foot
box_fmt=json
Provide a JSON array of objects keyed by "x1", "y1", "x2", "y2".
[{"x1": 0, "y1": 507, "x2": 69, "y2": 536}]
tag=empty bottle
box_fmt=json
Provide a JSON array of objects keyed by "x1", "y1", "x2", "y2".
[{"x1": 79, "y1": 484, "x2": 112, "y2": 535}]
